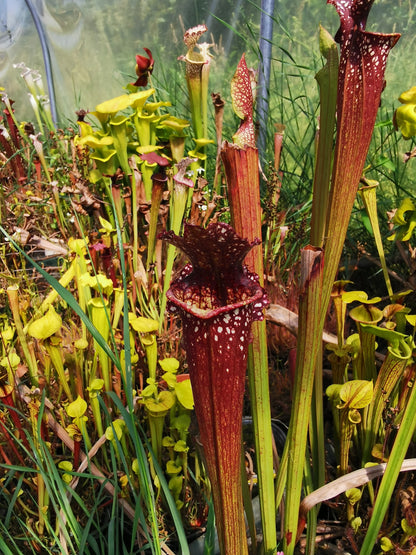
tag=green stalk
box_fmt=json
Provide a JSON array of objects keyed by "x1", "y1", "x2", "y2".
[
  {"x1": 37, "y1": 471, "x2": 47, "y2": 535},
  {"x1": 72, "y1": 254, "x2": 90, "y2": 343},
  {"x1": 87, "y1": 378, "x2": 105, "y2": 438},
  {"x1": 28, "y1": 401, "x2": 49, "y2": 536},
  {"x1": 30, "y1": 133, "x2": 66, "y2": 234},
  {"x1": 45, "y1": 340, "x2": 73, "y2": 401},
  {"x1": 144, "y1": 339, "x2": 158, "y2": 383},
  {"x1": 112, "y1": 288, "x2": 125, "y2": 331},
  {"x1": 359, "y1": 180, "x2": 393, "y2": 298},
  {"x1": 130, "y1": 170, "x2": 139, "y2": 274},
  {"x1": 221, "y1": 141, "x2": 277, "y2": 554},
  {"x1": 169, "y1": 136, "x2": 186, "y2": 164},
  {"x1": 159, "y1": 181, "x2": 189, "y2": 328},
  {"x1": 200, "y1": 47, "x2": 210, "y2": 142},
  {"x1": 359, "y1": 375, "x2": 416, "y2": 554},
  {"x1": 338, "y1": 406, "x2": 357, "y2": 475},
  {"x1": 89, "y1": 298, "x2": 111, "y2": 392},
  {"x1": 134, "y1": 112, "x2": 153, "y2": 146},
  {"x1": 303, "y1": 31, "x2": 338, "y2": 551},
  {"x1": 308, "y1": 352, "x2": 325, "y2": 496},
  {"x1": 140, "y1": 159, "x2": 157, "y2": 202},
  {"x1": 111, "y1": 180, "x2": 127, "y2": 243},
  {"x1": 109, "y1": 116, "x2": 131, "y2": 178},
  {"x1": 147, "y1": 410, "x2": 168, "y2": 466},
  {"x1": 73, "y1": 339, "x2": 87, "y2": 398},
  {"x1": 28, "y1": 94, "x2": 45, "y2": 136},
  {"x1": 247, "y1": 320, "x2": 276, "y2": 555},
  {"x1": 133, "y1": 112, "x2": 158, "y2": 201},
  {"x1": 146, "y1": 177, "x2": 165, "y2": 270},
  {"x1": 7, "y1": 285, "x2": 38, "y2": 384},
  {"x1": 310, "y1": 25, "x2": 339, "y2": 248},
  {"x1": 349, "y1": 305, "x2": 383, "y2": 381},
  {"x1": 360, "y1": 325, "x2": 413, "y2": 464},
  {"x1": 282, "y1": 247, "x2": 324, "y2": 555},
  {"x1": 303, "y1": 444, "x2": 319, "y2": 555},
  {"x1": 186, "y1": 59, "x2": 204, "y2": 141},
  {"x1": 241, "y1": 445, "x2": 257, "y2": 552},
  {"x1": 40, "y1": 260, "x2": 76, "y2": 312}
]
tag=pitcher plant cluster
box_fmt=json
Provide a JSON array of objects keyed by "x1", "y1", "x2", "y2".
[{"x1": 1, "y1": 1, "x2": 416, "y2": 554}]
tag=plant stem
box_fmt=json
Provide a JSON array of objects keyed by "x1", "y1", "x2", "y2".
[
  {"x1": 359, "y1": 181, "x2": 393, "y2": 298},
  {"x1": 282, "y1": 247, "x2": 324, "y2": 555},
  {"x1": 7, "y1": 285, "x2": 38, "y2": 385},
  {"x1": 359, "y1": 371, "x2": 416, "y2": 553},
  {"x1": 221, "y1": 143, "x2": 277, "y2": 554}
]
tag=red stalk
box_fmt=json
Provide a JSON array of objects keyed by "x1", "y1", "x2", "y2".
[
  {"x1": 161, "y1": 223, "x2": 268, "y2": 554},
  {"x1": 221, "y1": 54, "x2": 277, "y2": 555},
  {"x1": 101, "y1": 247, "x2": 118, "y2": 288},
  {"x1": 3, "y1": 108, "x2": 20, "y2": 150},
  {"x1": 0, "y1": 440, "x2": 13, "y2": 465},
  {"x1": 73, "y1": 438, "x2": 81, "y2": 470},
  {"x1": 0, "y1": 124, "x2": 26, "y2": 183},
  {"x1": 221, "y1": 55, "x2": 276, "y2": 553},
  {"x1": 1, "y1": 101, "x2": 26, "y2": 181},
  {"x1": 0, "y1": 416, "x2": 26, "y2": 465},
  {"x1": 321, "y1": 0, "x2": 400, "y2": 317},
  {"x1": 221, "y1": 144, "x2": 262, "y2": 276},
  {"x1": 0, "y1": 385, "x2": 30, "y2": 450},
  {"x1": 221, "y1": 56, "x2": 261, "y2": 267}
]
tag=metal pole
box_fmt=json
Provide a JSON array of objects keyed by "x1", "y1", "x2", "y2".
[
  {"x1": 257, "y1": 0, "x2": 275, "y2": 162},
  {"x1": 23, "y1": 0, "x2": 58, "y2": 125}
]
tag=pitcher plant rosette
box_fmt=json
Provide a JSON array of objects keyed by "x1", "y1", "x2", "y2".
[{"x1": 160, "y1": 222, "x2": 268, "y2": 554}]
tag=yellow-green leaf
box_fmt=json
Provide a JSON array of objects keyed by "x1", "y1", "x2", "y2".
[
  {"x1": 162, "y1": 372, "x2": 177, "y2": 389},
  {"x1": 348, "y1": 408, "x2": 362, "y2": 424},
  {"x1": 166, "y1": 460, "x2": 182, "y2": 475},
  {"x1": 345, "y1": 488, "x2": 362, "y2": 505},
  {"x1": 0, "y1": 351, "x2": 20, "y2": 369},
  {"x1": 174, "y1": 440, "x2": 189, "y2": 453},
  {"x1": 402, "y1": 518, "x2": 416, "y2": 536},
  {"x1": 129, "y1": 315, "x2": 159, "y2": 333},
  {"x1": 406, "y1": 314, "x2": 416, "y2": 327},
  {"x1": 342, "y1": 290, "x2": 381, "y2": 305},
  {"x1": 175, "y1": 379, "x2": 194, "y2": 410},
  {"x1": 380, "y1": 536, "x2": 394, "y2": 552},
  {"x1": 27, "y1": 305, "x2": 62, "y2": 339},
  {"x1": 144, "y1": 390, "x2": 175, "y2": 414},
  {"x1": 95, "y1": 89, "x2": 155, "y2": 115},
  {"x1": 339, "y1": 380, "x2": 373, "y2": 409},
  {"x1": 172, "y1": 413, "x2": 191, "y2": 433},
  {"x1": 326, "y1": 383, "x2": 342, "y2": 403},
  {"x1": 80, "y1": 273, "x2": 114, "y2": 297},
  {"x1": 67, "y1": 396, "x2": 87, "y2": 419},
  {"x1": 350, "y1": 516, "x2": 362, "y2": 533},
  {"x1": 162, "y1": 436, "x2": 175, "y2": 448},
  {"x1": 349, "y1": 304, "x2": 383, "y2": 324},
  {"x1": 132, "y1": 459, "x2": 139, "y2": 476},
  {"x1": 159, "y1": 357, "x2": 180, "y2": 374},
  {"x1": 105, "y1": 419, "x2": 126, "y2": 441}
]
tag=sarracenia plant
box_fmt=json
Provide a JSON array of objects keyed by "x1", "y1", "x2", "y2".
[
  {"x1": 180, "y1": 24, "x2": 213, "y2": 169},
  {"x1": 161, "y1": 222, "x2": 268, "y2": 555},
  {"x1": 320, "y1": 0, "x2": 400, "y2": 316},
  {"x1": 220, "y1": 53, "x2": 277, "y2": 554},
  {"x1": 277, "y1": 1, "x2": 400, "y2": 553}
]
